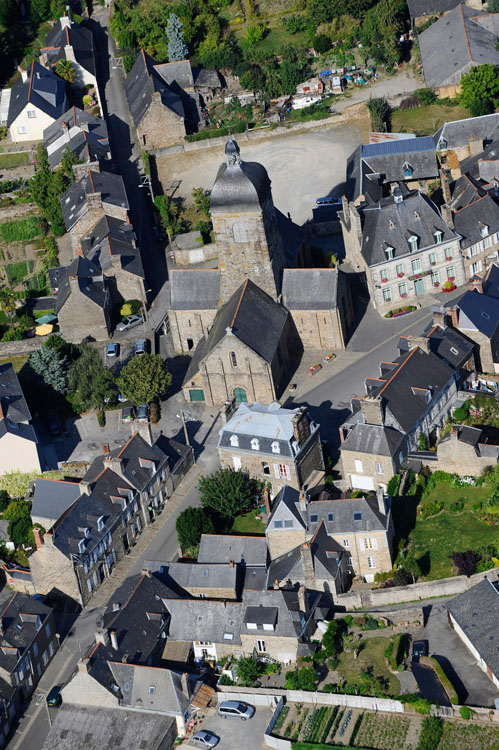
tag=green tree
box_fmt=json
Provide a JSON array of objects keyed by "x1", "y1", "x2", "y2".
[
  {"x1": 167, "y1": 13, "x2": 188, "y2": 61},
  {"x1": 117, "y1": 353, "x2": 172, "y2": 405},
  {"x1": 199, "y1": 468, "x2": 259, "y2": 519},
  {"x1": 367, "y1": 97, "x2": 392, "y2": 132},
  {"x1": 30, "y1": 0, "x2": 50, "y2": 23},
  {"x1": 176, "y1": 506, "x2": 214, "y2": 550},
  {"x1": 68, "y1": 343, "x2": 117, "y2": 412},
  {"x1": 487, "y1": 0, "x2": 499, "y2": 11},
  {"x1": 192, "y1": 187, "x2": 211, "y2": 218},
  {"x1": 236, "y1": 657, "x2": 262, "y2": 686},
  {"x1": 154, "y1": 195, "x2": 183, "y2": 247},
  {"x1": 55, "y1": 59, "x2": 75, "y2": 83},
  {"x1": 49, "y1": 0, "x2": 65, "y2": 18},
  {"x1": 459, "y1": 64, "x2": 499, "y2": 116},
  {"x1": 285, "y1": 666, "x2": 318, "y2": 691},
  {"x1": 0, "y1": 490, "x2": 9, "y2": 513},
  {"x1": 0, "y1": 288, "x2": 17, "y2": 329},
  {"x1": 245, "y1": 23, "x2": 265, "y2": 46},
  {"x1": 402, "y1": 554, "x2": 421, "y2": 584},
  {"x1": 322, "y1": 619, "x2": 340, "y2": 656},
  {"x1": 280, "y1": 60, "x2": 302, "y2": 95},
  {"x1": 29, "y1": 346, "x2": 69, "y2": 395},
  {"x1": 30, "y1": 146, "x2": 67, "y2": 235}
]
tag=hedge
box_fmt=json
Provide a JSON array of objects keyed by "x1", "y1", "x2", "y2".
[
  {"x1": 293, "y1": 745, "x2": 370, "y2": 750},
  {"x1": 420, "y1": 656, "x2": 458, "y2": 704}
]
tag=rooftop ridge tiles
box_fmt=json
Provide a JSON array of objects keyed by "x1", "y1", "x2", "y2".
[
  {"x1": 378, "y1": 346, "x2": 419, "y2": 396},
  {"x1": 27, "y1": 61, "x2": 35, "y2": 102},
  {"x1": 230, "y1": 278, "x2": 249, "y2": 328}
]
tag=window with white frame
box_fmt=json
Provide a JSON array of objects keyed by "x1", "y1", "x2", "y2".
[
  {"x1": 230, "y1": 434, "x2": 239, "y2": 447},
  {"x1": 433, "y1": 230, "x2": 443, "y2": 244},
  {"x1": 274, "y1": 464, "x2": 290, "y2": 479},
  {"x1": 411, "y1": 258, "x2": 422, "y2": 274},
  {"x1": 408, "y1": 235, "x2": 418, "y2": 252},
  {"x1": 447, "y1": 265, "x2": 455, "y2": 279},
  {"x1": 367, "y1": 556, "x2": 376, "y2": 569},
  {"x1": 431, "y1": 270, "x2": 440, "y2": 284},
  {"x1": 398, "y1": 282, "x2": 407, "y2": 297},
  {"x1": 396, "y1": 263, "x2": 404, "y2": 276},
  {"x1": 382, "y1": 288, "x2": 392, "y2": 302},
  {"x1": 471, "y1": 260, "x2": 483, "y2": 275},
  {"x1": 362, "y1": 537, "x2": 378, "y2": 550},
  {"x1": 384, "y1": 246, "x2": 394, "y2": 260},
  {"x1": 343, "y1": 538, "x2": 350, "y2": 548},
  {"x1": 354, "y1": 459, "x2": 363, "y2": 473},
  {"x1": 271, "y1": 441, "x2": 280, "y2": 454},
  {"x1": 27, "y1": 110, "x2": 36, "y2": 118},
  {"x1": 17, "y1": 125, "x2": 27, "y2": 134},
  {"x1": 375, "y1": 462, "x2": 383, "y2": 474},
  {"x1": 429, "y1": 252, "x2": 436, "y2": 264},
  {"x1": 250, "y1": 438, "x2": 259, "y2": 450},
  {"x1": 380, "y1": 268, "x2": 387, "y2": 280},
  {"x1": 479, "y1": 223, "x2": 488, "y2": 238}
]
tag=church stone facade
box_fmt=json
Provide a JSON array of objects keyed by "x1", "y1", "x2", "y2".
[{"x1": 168, "y1": 138, "x2": 352, "y2": 406}]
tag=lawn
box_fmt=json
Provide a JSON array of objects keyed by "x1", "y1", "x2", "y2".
[
  {"x1": 0, "y1": 152, "x2": 30, "y2": 169},
  {"x1": 405, "y1": 482, "x2": 495, "y2": 580},
  {"x1": 0, "y1": 354, "x2": 29, "y2": 373},
  {"x1": 391, "y1": 103, "x2": 470, "y2": 136},
  {"x1": 231, "y1": 509, "x2": 265, "y2": 534},
  {"x1": 335, "y1": 636, "x2": 400, "y2": 697},
  {"x1": 5, "y1": 261, "x2": 27, "y2": 285},
  {"x1": 438, "y1": 721, "x2": 499, "y2": 750},
  {"x1": 0, "y1": 216, "x2": 43, "y2": 243}
]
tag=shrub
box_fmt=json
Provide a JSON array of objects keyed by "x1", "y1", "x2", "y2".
[
  {"x1": 403, "y1": 694, "x2": 431, "y2": 714},
  {"x1": 384, "y1": 641, "x2": 394, "y2": 660},
  {"x1": 419, "y1": 500, "x2": 444, "y2": 519},
  {"x1": 362, "y1": 615, "x2": 380, "y2": 631},
  {"x1": 218, "y1": 674, "x2": 235, "y2": 685},
  {"x1": 449, "y1": 549, "x2": 479, "y2": 576},
  {"x1": 453, "y1": 407, "x2": 468, "y2": 421},
  {"x1": 387, "y1": 474, "x2": 401, "y2": 497},
  {"x1": 416, "y1": 716, "x2": 443, "y2": 750},
  {"x1": 460, "y1": 705, "x2": 474, "y2": 720},
  {"x1": 327, "y1": 656, "x2": 339, "y2": 670},
  {"x1": 414, "y1": 88, "x2": 437, "y2": 105},
  {"x1": 449, "y1": 500, "x2": 464, "y2": 513},
  {"x1": 97, "y1": 410, "x2": 105, "y2": 427}
]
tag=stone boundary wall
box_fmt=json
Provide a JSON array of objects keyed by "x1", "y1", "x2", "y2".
[
  {"x1": 0, "y1": 203, "x2": 38, "y2": 222},
  {"x1": 217, "y1": 687, "x2": 404, "y2": 713},
  {"x1": 336, "y1": 568, "x2": 499, "y2": 610},
  {"x1": 0, "y1": 338, "x2": 44, "y2": 358}
]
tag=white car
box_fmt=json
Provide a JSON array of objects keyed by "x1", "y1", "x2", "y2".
[
  {"x1": 292, "y1": 96, "x2": 322, "y2": 110},
  {"x1": 190, "y1": 730, "x2": 220, "y2": 747}
]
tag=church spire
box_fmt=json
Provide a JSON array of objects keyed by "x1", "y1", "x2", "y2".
[{"x1": 225, "y1": 136, "x2": 240, "y2": 166}]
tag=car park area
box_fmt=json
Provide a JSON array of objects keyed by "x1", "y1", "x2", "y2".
[{"x1": 194, "y1": 705, "x2": 271, "y2": 750}]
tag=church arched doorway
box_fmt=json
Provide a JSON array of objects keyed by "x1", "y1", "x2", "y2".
[{"x1": 233, "y1": 387, "x2": 247, "y2": 403}]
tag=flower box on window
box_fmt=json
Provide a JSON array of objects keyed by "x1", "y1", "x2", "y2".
[
  {"x1": 431, "y1": 261, "x2": 436, "y2": 266},
  {"x1": 445, "y1": 256, "x2": 452, "y2": 261},
  {"x1": 400, "y1": 293, "x2": 407, "y2": 298},
  {"x1": 448, "y1": 276, "x2": 455, "y2": 282},
  {"x1": 397, "y1": 272, "x2": 404, "y2": 278},
  {"x1": 381, "y1": 278, "x2": 388, "y2": 283},
  {"x1": 434, "y1": 282, "x2": 440, "y2": 287}
]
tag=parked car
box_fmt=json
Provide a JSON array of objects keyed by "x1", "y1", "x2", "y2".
[
  {"x1": 153, "y1": 226, "x2": 165, "y2": 240},
  {"x1": 218, "y1": 701, "x2": 255, "y2": 720},
  {"x1": 190, "y1": 730, "x2": 220, "y2": 748},
  {"x1": 134, "y1": 338, "x2": 148, "y2": 356},
  {"x1": 412, "y1": 640, "x2": 428, "y2": 662},
  {"x1": 106, "y1": 342, "x2": 119, "y2": 358},
  {"x1": 116, "y1": 314, "x2": 144, "y2": 332},
  {"x1": 136, "y1": 403, "x2": 149, "y2": 423},
  {"x1": 47, "y1": 417, "x2": 61, "y2": 436},
  {"x1": 46, "y1": 686, "x2": 63, "y2": 707},
  {"x1": 316, "y1": 196, "x2": 342, "y2": 206},
  {"x1": 122, "y1": 406, "x2": 135, "y2": 423}
]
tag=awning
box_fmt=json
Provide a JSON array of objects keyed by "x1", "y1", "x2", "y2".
[
  {"x1": 35, "y1": 324, "x2": 54, "y2": 336},
  {"x1": 36, "y1": 313, "x2": 57, "y2": 324}
]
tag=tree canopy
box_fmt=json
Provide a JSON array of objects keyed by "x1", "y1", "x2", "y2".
[
  {"x1": 459, "y1": 64, "x2": 499, "y2": 116},
  {"x1": 199, "y1": 468, "x2": 259, "y2": 519},
  {"x1": 167, "y1": 13, "x2": 188, "y2": 61},
  {"x1": 117, "y1": 353, "x2": 172, "y2": 405},
  {"x1": 31, "y1": 146, "x2": 79, "y2": 236},
  {"x1": 176, "y1": 506, "x2": 214, "y2": 550},
  {"x1": 68, "y1": 343, "x2": 117, "y2": 412},
  {"x1": 29, "y1": 346, "x2": 69, "y2": 395}
]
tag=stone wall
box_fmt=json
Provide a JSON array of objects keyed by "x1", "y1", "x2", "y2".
[
  {"x1": 218, "y1": 445, "x2": 301, "y2": 495},
  {"x1": 434, "y1": 430, "x2": 498, "y2": 475},
  {"x1": 29, "y1": 533, "x2": 82, "y2": 605},
  {"x1": 266, "y1": 529, "x2": 306, "y2": 560},
  {"x1": 0, "y1": 338, "x2": 43, "y2": 357},
  {"x1": 240, "y1": 634, "x2": 299, "y2": 664},
  {"x1": 340, "y1": 449, "x2": 398, "y2": 491},
  {"x1": 170, "y1": 308, "x2": 217, "y2": 355},
  {"x1": 288, "y1": 309, "x2": 342, "y2": 350},
  {"x1": 137, "y1": 97, "x2": 186, "y2": 150}
]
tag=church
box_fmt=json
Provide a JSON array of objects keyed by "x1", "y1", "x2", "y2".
[{"x1": 168, "y1": 137, "x2": 353, "y2": 406}]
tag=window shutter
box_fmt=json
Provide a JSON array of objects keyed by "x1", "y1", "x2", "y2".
[
  {"x1": 372, "y1": 538, "x2": 378, "y2": 550},
  {"x1": 274, "y1": 464, "x2": 281, "y2": 479},
  {"x1": 359, "y1": 538, "x2": 365, "y2": 551}
]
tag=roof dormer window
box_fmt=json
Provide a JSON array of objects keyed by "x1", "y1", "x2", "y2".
[
  {"x1": 434, "y1": 229, "x2": 443, "y2": 244},
  {"x1": 78, "y1": 539, "x2": 86, "y2": 553},
  {"x1": 230, "y1": 434, "x2": 239, "y2": 447},
  {"x1": 479, "y1": 222, "x2": 488, "y2": 238},
  {"x1": 384, "y1": 245, "x2": 394, "y2": 260},
  {"x1": 271, "y1": 441, "x2": 280, "y2": 454},
  {"x1": 97, "y1": 516, "x2": 105, "y2": 532},
  {"x1": 250, "y1": 438, "x2": 259, "y2": 451},
  {"x1": 404, "y1": 162, "x2": 413, "y2": 178},
  {"x1": 408, "y1": 235, "x2": 418, "y2": 252},
  {"x1": 438, "y1": 138, "x2": 447, "y2": 150}
]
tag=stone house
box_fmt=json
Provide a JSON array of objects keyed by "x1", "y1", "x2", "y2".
[
  {"x1": 408, "y1": 0, "x2": 484, "y2": 26},
  {"x1": 217, "y1": 401, "x2": 324, "y2": 495},
  {"x1": 0, "y1": 364, "x2": 41, "y2": 476},
  {"x1": 157, "y1": 562, "x2": 238, "y2": 600},
  {"x1": 434, "y1": 424, "x2": 499, "y2": 475},
  {"x1": 30, "y1": 478, "x2": 81, "y2": 529},
  {"x1": 447, "y1": 578, "x2": 499, "y2": 691},
  {"x1": 419, "y1": 5, "x2": 499, "y2": 98},
  {"x1": 443, "y1": 267, "x2": 499, "y2": 372},
  {"x1": 169, "y1": 269, "x2": 220, "y2": 355},
  {"x1": 40, "y1": 16, "x2": 100, "y2": 105},
  {"x1": 266, "y1": 486, "x2": 394, "y2": 582},
  {"x1": 340, "y1": 188, "x2": 464, "y2": 314},
  {"x1": 56, "y1": 255, "x2": 111, "y2": 343},
  {"x1": 0, "y1": 590, "x2": 58, "y2": 746},
  {"x1": 434, "y1": 114, "x2": 499, "y2": 167},
  {"x1": 43, "y1": 106, "x2": 110, "y2": 171},
  {"x1": 197, "y1": 534, "x2": 268, "y2": 567},
  {"x1": 339, "y1": 338, "x2": 462, "y2": 489},
  {"x1": 345, "y1": 137, "x2": 439, "y2": 205},
  {"x1": 182, "y1": 279, "x2": 294, "y2": 406},
  {"x1": 6, "y1": 60, "x2": 66, "y2": 142}
]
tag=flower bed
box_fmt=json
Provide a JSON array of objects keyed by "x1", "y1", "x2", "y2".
[{"x1": 385, "y1": 305, "x2": 417, "y2": 318}]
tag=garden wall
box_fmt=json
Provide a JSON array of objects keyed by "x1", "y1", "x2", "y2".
[
  {"x1": 217, "y1": 687, "x2": 404, "y2": 713},
  {"x1": 336, "y1": 568, "x2": 499, "y2": 610},
  {"x1": 0, "y1": 338, "x2": 43, "y2": 358}
]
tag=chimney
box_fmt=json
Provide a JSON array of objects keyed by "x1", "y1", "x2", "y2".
[
  {"x1": 439, "y1": 168, "x2": 451, "y2": 204},
  {"x1": 33, "y1": 527, "x2": 43, "y2": 550},
  {"x1": 78, "y1": 658, "x2": 90, "y2": 673},
  {"x1": 466, "y1": 277, "x2": 483, "y2": 294},
  {"x1": 263, "y1": 485, "x2": 271, "y2": 517},
  {"x1": 469, "y1": 135, "x2": 484, "y2": 157},
  {"x1": 102, "y1": 444, "x2": 110, "y2": 455},
  {"x1": 60, "y1": 15, "x2": 71, "y2": 28},
  {"x1": 95, "y1": 628, "x2": 110, "y2": 646},
  {"x1": 229, "y1": 560, "x2": 234, "y2": 568},
  {"x1": 141, "y1": 566, "x2": 152, "y2": 578},
  {"x1": 360, "y1": 396, "x2": 383, "y2": 426},
  {"x1": 377, "y1": 487, "x2": 386, "y2": 514},
  {"x1": 105, "y1": 455, "x2": 123, "y2": 477},
  {"x1": 431, "y1": 305, "x2": 447, "y2": 328},
  {"x1": 291, "y1": 407, "x2": 311, "y2": 445},
  {"x1": 441, "y1": 203, "x2": 454, "y2": 228},
  {"x1": 17, "y1": 66, "x2": 27, "y2": 82},
  {"x1": 86, "y1": 192, "x2": 103, "y2": 212},
  {"x1": 72, "y1": 163, "x2": 91, "y2": 181},
  {"x1": 297, "y1": 583, "x2": 307, "y2": 613},
  {"x1": 273, "y1": 578, "x2": 280, "y2": 590},
  {"x1": 181, "y1": 672, "x2": 189, "y2": 697},
  {"x1": 341, "y1": 195, "x2": 350, "y2": 223},
  {"x1": 64, "y1": 44, "x2": 76, "y2": 63},
  {"x1": 298, "y1": 490, "x2": 308, "y2": 513},
  {"x1": 135, "y1": 421, "x2": 153, "y2": 446},
  {"x1": 110, "y1": 630, "x2": 118, "y2": 650},
  {"x1": 449, "y1": 306, "x2": 459, "y2": 328},
  {"x1": 79, "y1": 480, "x2": 92, "y2": 495},
  {"x1": 406, "y1": 336, "x2": 430, "y2": 355}
]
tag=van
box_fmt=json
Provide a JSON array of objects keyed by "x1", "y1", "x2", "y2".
[{"x1": 217, "y1": 700, "x2": 255, "y2": 720}]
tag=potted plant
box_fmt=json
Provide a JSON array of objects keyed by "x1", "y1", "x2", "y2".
[
  {"x1": 431, "y1": 261, "x2": 436, "y2": 266},
  {"x1": 434, "y1": 281, "x2": 440, "y2": 287},
  {"x1": 445, "y1": 256, "x2": 452, "y2": 261},
  {"x1": 448, "y1": 276, "x2": 455, "y2": 282},
  {"x1": 397, "y1": 272, "x2": 404, "y2": 278},
  {"x1": 400, "y1": 293, "x2": 407, "y2": 298},
  {"x1": 381, "y1": 277, "x2": 388, "y2": 283}
]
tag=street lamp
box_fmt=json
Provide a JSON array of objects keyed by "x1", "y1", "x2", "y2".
[
  {"x1": 176, "y1": 411, "x2": 193, "y2": 447},
  {"x1": 55, "y1": 633, "x2": 61, "y2": 652}
]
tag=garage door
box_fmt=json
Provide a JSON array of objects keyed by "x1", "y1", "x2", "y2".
[
  {"x1": 350, "y1": 474, "x2": 375, "y2": 490},
  {"x1": 189, "y1": 389, "x2": 205, "y2": 402}
]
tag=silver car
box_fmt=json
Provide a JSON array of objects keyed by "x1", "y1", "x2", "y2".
[
  {"x1": 136, "y1": 403, "x2": 149, "y2": 423},
  {"x1": 190, "y1": 730, "x2": 220, "y2": 748},
  {"x1": 116, "y1": 314, "x2": 144, "y2": 332},
  {"x1": 217, "y1": 700, "x2": 255, "y2": 720}
]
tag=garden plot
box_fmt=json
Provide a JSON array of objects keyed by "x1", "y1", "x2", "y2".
[
  {"x1": 0, "y1": 215, "x2": 47, "y2": 293},
  {"x1": 437, "y1": 721, "x2": 499, "y2": 750},
  {"x1": 354, "y1": 712, "x2": 411, "y2": 750}
]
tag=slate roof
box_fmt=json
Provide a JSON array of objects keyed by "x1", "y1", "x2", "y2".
[
  {"x1": 304, "y1": 494, "x2": 390, "y2": 533},
  {"x1": 454, "y1": 288, "x2": 499, "y2": 337},
  {"x1": 192, "y1": 68, "x2": 222, "y2": 88},
  {"x1": 420, "y1": 6, "x2": 499, "y2": 88},
  {"x1": 360, "y1": 191, "x2": 457, "y2": 266},
  {"x1": 452, "y1": 194, "x2": 499, "y2": 250},
  {"x1": 449, "y1": 173, "x2": 486, "y2": 210},
  {"x1": 60, "y1": 170, "x2": 128, "y2": 231},
  {"x1": 43, "y1": 106, "x2": 109, "y2": 169},
  {"x1": 341, "y1": 423, "x2": 405, "y2": 457},
  {"x1": 42, "y1": 17, "x2": 96, "y2": 77},
  {"x1": 459, "y1": 137, "x2": 499, "y2": 179},
  {"x1": 281, "y1": 268, "x2": 338, "y2": 310},
  {"x1": 41, "y1": 705, "x2": 175, "y2": 750},
  {"x1": 7, "y1": 60, "x2": 66, "y2": 127},
  {"x1": 266, "y1": 485, "x2": 308, "y2": 530},
  {"x1": 154, "y1": 59, "x2": 194, "y2": 89},
  {"x1": 0, "y1": 363, "x2": 31, "y2": 423},
  {"x1": 31, "y1": 478, "x2": 81, "y2": 527},
  {"x1": 425, "y1": 324, "x2": 475, "y2": 368},
  {"x1": 197, "y1": 534, "x2": 268, "y2": 565},
  {"x1": 482, "y1": 262, "x2": 499, "y2": 298},
  {"x1": 184, "y1": 280, "x2": 288, "y2": 383},
  {"x1": 0, "y1": 591, "x2": 52, "y2": 672},
  {"x1": 56, "y1": 256, "x2": 107, "y2": 314},
  {"x1": 169, "y1": 269, "x2": 220, "y2": 310},
  {"x1": 218, "y1": 401, "x2": 316, "y2": 459},
  {"x1": 360, "y1": 137, "x2": 438, "y2": 183},
  {"x1": 158, "y1": 562, "x2": 237, "y2": 595},
  {"x1": 80, "y1": 214, "x2": 144, "y2": 278},
  {"x1": 434, "y1": 113, "x2": 499, "y2": 151},
  {"x1": 210, "y1": 138, "x2": 271, "y2": 212},
  {"x1": 407, "y1": 0, "x2": 461, "y2": 20},
  {"x1": 267, "y1": 523, "x2": 345, "y2": 585},
  {"x1": 107, "y1": 662, "x2": 189, "y2": 714},
  {"x1": 447, "y1": 578, "x2": 499, "y2": 679},
  {"x1": 124, "y1": 50, "x2": 184, "y2": 129}
]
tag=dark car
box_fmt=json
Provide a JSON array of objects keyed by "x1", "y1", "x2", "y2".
[
  {"x1": 122, "y1": 406, "x2": 135, "y2": 423},
  {"x1": 316, "y1": 195, "x2": 342, "y2": 206},
  {"x1": 153, "y1": 226, "x2": 165, "y2": 240},
  {"x1": 136, "y1": 403, "x2": 149, "y2": 423},
  {"x1": 412, "y1": 640, "x2": 428, "y2": 662},
  {"x1": 47, "y1": 417, "x2": 61, "y2": 436},
  {"x1": 46, "y1": 686, "x2": 63, "y2": 707}
]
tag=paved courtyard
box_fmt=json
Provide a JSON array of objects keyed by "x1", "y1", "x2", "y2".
[
  {"x1": 155, "y1": 120, "x2": 367, "y2": 225},
  {"x1": 193, "y1": 705, "x2": 272, "y2": 750}
]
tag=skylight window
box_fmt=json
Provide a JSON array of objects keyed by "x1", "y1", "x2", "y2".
[
  {"x1": 310, "y1": 514, "x2": 318, "y2": 523},
  {"x1": 149, "y1": 686, "x2": 156, "y2": 694},
  {"x1": 328, "y1": 513, "x2": 334, "y2": 522},
  {"x1": 354, "y1": 512, "x2": 362, "y2": 521},
  {"x1": 450, "y1": 347, "x2": 459, "y2": 356}
]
